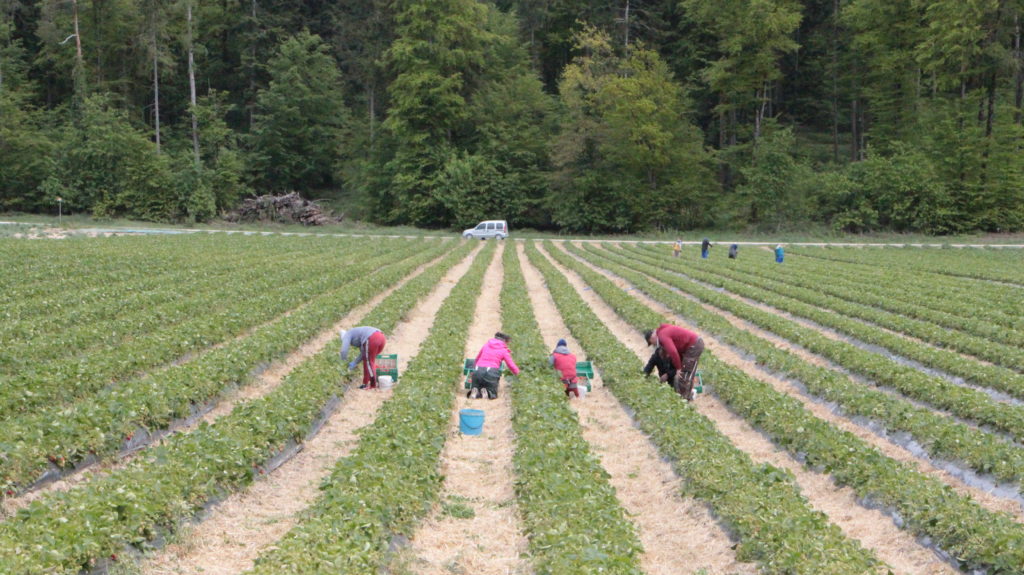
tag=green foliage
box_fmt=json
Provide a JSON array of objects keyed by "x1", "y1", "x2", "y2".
[
  {"x1": 45, "y1": 93, "x2": 175, "y2": 221},
  {"x1": 3, "y1": 0, "x2": 1024, "y2": 232},
  {"x1": 369, "y1": 1, "x2": 553, "y2": 229},
  {"x1": 248, "y1": 31, "x2": 350, "y2": 194},
  {"x1": 551, "y1": 28, "x2": 717, "y2": 233},
  {"x1": 733, "y1": 127, "x2": 816, "y2": 230},
  {"x1": 0, "y1": 44, "x2": 55, "y2": 211},
  {"x1": 845, "y1": 145, "x2": 957, "y2": 233}
]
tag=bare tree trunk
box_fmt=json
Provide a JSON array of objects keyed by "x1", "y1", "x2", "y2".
[
  {"x1": 368, "y1": 85, "x2": 376, "y2": 143},
  {"x1": 623, "y1": 0, "x2": 630, "y2": 49},
  {"x1": 831, "y1": 0, "x2": 840, "y2": 162},
  {"x1": 187, "y1": 0, "x2": 200, "y2": 167},
  {"x1": 71, "y1": 0, "x2": 82, "y2": 63},
  {"x1": 249, "y1": 0, "x2": 258, "y2": 130},
  {"x1": 850, "y1": 98, "x2": 859, "y2": 161},
  {"x1": 152, "y1": 36, "x2": 161, "y2": 154},
  {"x1": 1016, "y1": 14, "x2": 1023, "y2": 126}
]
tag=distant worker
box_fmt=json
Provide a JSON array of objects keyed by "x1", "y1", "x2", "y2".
[
  {"x1": 340, "y1": 326, "x2": 387, "y2": 389},
  {"x1": 642, "y1": 345, "x2": 676, "y2": 387},
  {"x1": 468, "y1": 332, "x2": 520, "y2": 399},
  {"x1": 728, "y1": 244, "x2": 738, "y2": 259},
  {"x1": 549, "y1": 338, "x2": 581, "y2": 398},
  {"x1": 701, "y1": 238, "x2": 712, "y2": 259},
  {"x1": 673, "y1": 239, "x2": 682, "y2": 258},
  {"x1": 644, "y1": 324, "x2": 704, "y2": 401},
  {"x1": 775, "y1": 244, "x2": 785, "y2": 263}
]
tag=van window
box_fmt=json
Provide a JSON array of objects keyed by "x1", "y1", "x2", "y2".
[
  {"x1": 497, "y1": 222, "x2": 505, "y2": 230},
  {"x1": 486, "y1": 222, "x2": 495, "y2": 230},
  {"x1": 475, "y1": 223, "x2": 486, "y2": 230}
]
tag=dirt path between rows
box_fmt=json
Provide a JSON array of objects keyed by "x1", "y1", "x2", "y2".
[
  {"x1": 1, "y1": 248, "x2": 457, "y2": 521},
  {"x1": 586, "y1": 245, "x2": 1024, "y2": 521},
  {"x1": 542, "y1": 242, "x2": 959, "y2": 575},
  {"x1": 140, "y1": 243, "x2": 484, "y2": 575},
  {"x1": 395, "y1": 243, "x2": 532, "y2": 575},
  {"x1": 520, "y1": 243, "x2": 756, "y2": 575}
]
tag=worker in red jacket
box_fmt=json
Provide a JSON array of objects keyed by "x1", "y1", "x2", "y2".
[
  {"x1": 644, "y1": 324, "x2": 704, "y2": 401},
  {"x1": 549, "y1": 338, "x2": 580, "y2": 398}
]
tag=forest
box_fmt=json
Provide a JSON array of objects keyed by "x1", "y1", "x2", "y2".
[{"x1": 2, "y1": 0, "x2": 1024, "y2": 234}]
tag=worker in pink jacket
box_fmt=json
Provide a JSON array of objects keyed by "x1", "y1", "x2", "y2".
[{"x1": 468, "y1": 332, "x2": 520, "y2": 399}]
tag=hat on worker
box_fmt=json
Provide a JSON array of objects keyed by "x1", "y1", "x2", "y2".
[
  {"x1": 495, "y1": 331, "x2": 511, "y2": 342},
  {"x1": 556, "y1": 338, "x2": 567, "y2": 347},
  {"x1": 643, "y1": 329, "x2": 654, "y2": 345}
]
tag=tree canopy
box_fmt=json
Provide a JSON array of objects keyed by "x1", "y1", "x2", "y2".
[{"x1": 2, "y1": 0, "x2": 1022, "y2": 233}]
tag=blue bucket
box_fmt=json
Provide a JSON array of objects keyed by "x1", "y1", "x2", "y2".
[{"x1": 459, "y1": 409, "x2": 485, "y2": 435}]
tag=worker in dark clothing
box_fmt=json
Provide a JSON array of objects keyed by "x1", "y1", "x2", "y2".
[
  {"x1": 701, "y1": 238, "x2": 712, "y2": 259},
  {"x1": 728, "y1": 244, "x2": 738, "y2": 259},
  {"x1": 642, "y1": 346, "x2": 677, "y2": 386},
  {"x1": 644, "y1": 324, "x2": 704, "y2": 401}
]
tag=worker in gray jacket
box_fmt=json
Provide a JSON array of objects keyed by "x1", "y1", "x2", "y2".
[{"x1": 339, "y1": 326, "x2": 387, "y2": 389}]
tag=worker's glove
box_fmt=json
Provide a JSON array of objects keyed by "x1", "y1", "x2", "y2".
[{"x1": 347, "y1": 361, "x2": 357, "y2": 370}]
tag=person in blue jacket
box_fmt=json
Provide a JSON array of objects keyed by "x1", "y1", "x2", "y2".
[{"x1": 775, "y1": 244, "x2": 785, "y2": 263}]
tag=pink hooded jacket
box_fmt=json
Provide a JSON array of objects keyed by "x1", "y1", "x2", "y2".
[{"x1": 474, "y1": 338, "x2": 520, "y2": 374}]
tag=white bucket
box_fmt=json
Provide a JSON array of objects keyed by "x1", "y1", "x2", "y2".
[
  {"x1": 378, "y1": 375, "x2": 394, "y2": 389},
  {"x1": 576, "y1": 384, "x2": 587, "y2": 399}
]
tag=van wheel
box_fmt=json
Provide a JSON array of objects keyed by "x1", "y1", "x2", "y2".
[{"x1": 497, "y1": 234, "x2": 506, "y2": 240}]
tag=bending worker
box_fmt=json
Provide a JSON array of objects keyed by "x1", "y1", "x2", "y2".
[
  {"x1": 550, "y1": 338, "x2": 581, "y2": 398},
  {"x1": 644, "y1": 324, "x2": 704, "y2": 401},
  {"x1": 468, "y1": 332, "x2": 520, "y2": 399},
  {"x1": 340, "y1": 326, "x2": 387, "y2": 389},
  {"x1": 643, "y1": 345, "x2": 676, "y2": 387}
]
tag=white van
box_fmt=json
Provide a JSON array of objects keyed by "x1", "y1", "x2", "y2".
[{"x1": 462, "y1": 220, "x2": 508, "y2": 240}]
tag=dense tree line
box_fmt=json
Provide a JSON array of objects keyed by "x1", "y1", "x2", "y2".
[{"x1": 2, "y1": 0, "x2": 1023, "y2": 233}]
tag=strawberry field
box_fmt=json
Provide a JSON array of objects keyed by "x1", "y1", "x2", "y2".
[{"x1": 1, "y1": 233, "x2": 1023, "y2": 574}]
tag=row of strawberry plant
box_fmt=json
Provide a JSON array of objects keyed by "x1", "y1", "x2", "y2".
[
  {"x1": 0, "y1": 236, "x2": 305, "y2": 363},
  {"x1": 635, "y1": 243, "x2": 1024, "y2": 402},
  {"x1": 0, "y1": 239, "x2": 456, "y2": 497},
  {"x1": 755, "y1": 247, "x2": 1021, "y2": 332},
  {"x1": 0, "y1": 234, "x2": 290, "y2": 326},
  {"x1": 0, "y1": 234, "x2": 204, "y2": 303},
  {"x1": 0, "y1": 237, "x2": 473, "y2": 573},
  {"x1": 648, "y1": 244, "x2": 1024, "y2": 375},
  {"x1": 558, "y1": 242, "x2": 1024, "y2": 573},
  {"x1": 791, "y1": 245, "x2": 1024, "y2": 286},
  {"x1": 730, "y1": 248, "x2": 1024, "y2": 350},
  {"x1": 624, "y1": 243, "x2": 1024, "y2": 435},
  {"x1": 0, "y1": 244, "x2": 332, "y2": 380},
  {"x1": 0, "y1": 240, "x2": 378, "y2": 417},
  {"x1": 574, "y1": 243, "x2": 1024, "y2": 487},
  {"x1": 785, "y1": 245, "x2": 1022, "y2": 316},
  {"x1": 527, "y1": 242, "x2": 885, "y2": 574},
  {"x1": 501, "y1": 244, "x2": 644, "y2": 573},
  {"x1": 245, "y1": 242, "x2": 496, "y2": 574}
]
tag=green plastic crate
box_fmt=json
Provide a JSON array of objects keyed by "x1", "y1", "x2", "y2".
[
  {"x1": 375, "y1": 354, "x2": 398, "y2": 380},
  {"x1": 462, "y1": 358, "x2": 475, "y2": 389},
  {"x1": 576, "y1": 361, "x2": 594, "y2": 392}
]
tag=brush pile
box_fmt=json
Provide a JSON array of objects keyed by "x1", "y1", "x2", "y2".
[{"x1": 226, "y1": 192, "x2": 340, "y2": 226}]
